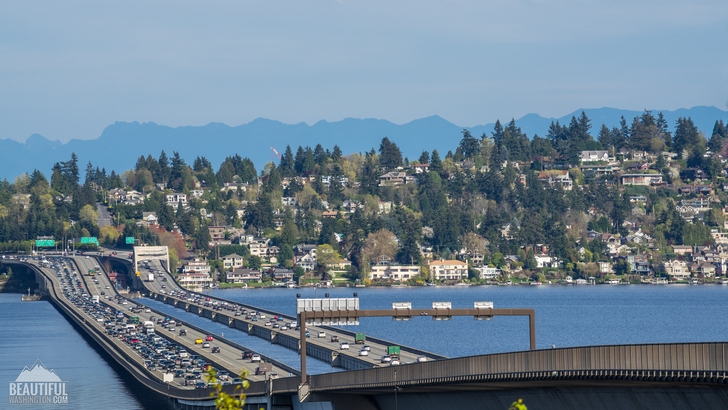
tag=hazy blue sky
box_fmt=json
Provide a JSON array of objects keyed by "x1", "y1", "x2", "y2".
[{"x1": 1, "y1": 0, "x2": 727, "y2": 143}]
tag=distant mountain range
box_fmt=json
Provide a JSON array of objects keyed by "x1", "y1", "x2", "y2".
[{"x1": 1, "y1": 106, "x2": 726, "y2": 180}]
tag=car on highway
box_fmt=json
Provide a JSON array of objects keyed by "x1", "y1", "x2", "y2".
[
  {"x1": 340, "y1": 342, "x2": 349, "y2": 350},
  {"x1": 205, "y1": 335, "x2": 213, "y2": 341},
  {"x1": 417, "y1": 356, "x2": 428, "y2": 362},
  {"x1": 358, "y1": 349, "x2": 369, "y2": 356},
  {"x1": 211, "y1": 346, "x2": 220, "y2": 353},
  {"x1": 251, "y1": 354, "x2": 261, "y2": 363},
  {"x1": 242, "y1": 351, "x2": 253, "y2": 360},
  {"x1": 361, "y1": 345, "x2": 371, "y2": 352},
  {"x1": 179, "y1": 329, "x2": 187, "y2": 336},
  {"x1": 381, "y1": 356, "x2": 392, "y2": 363},
  {"x1": 390, "y1": 359, "x2": 401, "y2": 366},
  {"x1": 202, "y1": 342, "x2": 210, "y2": 348},
  {"x1": 317, "y1": 331, "x2": 326, "y2": 338},
  {"x1": 195, "y1": 338, "x2": 203, "y2": 344}
]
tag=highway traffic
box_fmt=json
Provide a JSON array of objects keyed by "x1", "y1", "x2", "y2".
[
  {"x1": 132, "y1": 256, "x2": 434, "y2": 367},
  {"x1": 33, "y1": 255, "x2": 292, "y2": 390}
]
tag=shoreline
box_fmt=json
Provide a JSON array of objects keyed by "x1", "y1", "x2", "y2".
[{"x1": 204, "y1": 280, "x2": 728, "y2": 291}]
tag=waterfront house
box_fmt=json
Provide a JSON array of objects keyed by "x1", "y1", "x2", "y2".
[
  {"x1": 475, "y1": 266, "x2": 501, "y2": 280},
  {"x1": 178, "y1": 259, "x2": 211, "y2": 275},
  {"x1": 428, "y1": 260, "x2": 468, "y2": 281},
  {"x1": 177, "y1": 272, "x2": 212, "y2": 289},
  {"x1": 662, "y1": 260, "x2": 690, "y2": 280},
  {"x1": 369, "y1": 265, "x2": 421, "y2": 283},
  {"x1": 270, "y1": 268, "x2": 295, "y2": 282},
  {"x1": 226, "y1": 268, "x2": 262, "y2": 284}
]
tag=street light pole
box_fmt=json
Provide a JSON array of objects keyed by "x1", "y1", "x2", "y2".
[{"x1": 394, "y1": 369, "x2": 398, "y2": 410}]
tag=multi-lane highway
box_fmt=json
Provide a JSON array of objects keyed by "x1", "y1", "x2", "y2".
[
  {"x1": 132, "y1": 256, "x2": 438, "y2": 368},
  {"x1": 70, "y1": 255, "x2": 294, "y2": 383},
  {"x1": 24, "y1": 257, "x2": 199, "y2": 389}
]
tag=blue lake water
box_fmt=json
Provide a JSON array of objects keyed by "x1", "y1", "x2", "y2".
[
  {"x1": 0, "y1": 293, "x2": 171, "y2": 410},
  {"x1": 202, "y1": 284, "x2": 728, "y2": 357}
]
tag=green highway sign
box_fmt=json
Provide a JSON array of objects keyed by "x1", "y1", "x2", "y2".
[
  {"x1": 125, "y1": 237, "x2": 135, "y2": 245},
  {"x1": 35, "y1": 239, "x2": 55, "y2": 247},
  {"x1": 80, "y1": 237, "x2": 99, "y2": 244}
]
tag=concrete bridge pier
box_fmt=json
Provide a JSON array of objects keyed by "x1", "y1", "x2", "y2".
[{"x1": 33, "y1": 270, "x2": 49, "y2": 295}]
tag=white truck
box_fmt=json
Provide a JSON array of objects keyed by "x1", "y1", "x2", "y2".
[
  {"x1": 143, "y1": 321, "x2": 155, "y2": 334},
  {"x1": 92, "y1": 295, "x2": 100, "y2": 304},
  {"x1": 147, "y1": 273, "x2": 154, "y2": 282}
]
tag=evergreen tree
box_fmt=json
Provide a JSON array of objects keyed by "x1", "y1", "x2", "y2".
[
  {"x1": 430, "y1": 150, "x2": 442, "y2": 173},
  {"x1": 656, "y1": 112, "x2": 672, "y2": 148},
  {"x1": 609, "y1": 127, "x2": 624, "y2": 151},
  {"x1": 158, "y1": 151, "x2": 170, "y2": 186},
  {"x1": 492, "y1": 120, "x2": 504, "y2": 147},
  {"x1": 619, "y1": 116, "x2": 630, "y2": 150},
  {"x1": 597, "y1": 124, "x2": 611, "y2": 150},
  {"x1": 458, "y1": 129, "x2": 480, "y2": 158},
  {"x1": 708, "y1": 120, "x2": 727, "y2": 153},
  {"x1": 524, "y1": 248, "x2": 537, "y2": 269},
  {"x1": 313, "y1": 144, "x2": 328, "y2": 171},
  {"x1": 294, "y1": 146, "x2": 306, "y2": 175},
  {"x1": 379, "y1": 137, "x2": 403, "y2": 170},
  {"x1": 302, "y1": 147, "x2": 316, "y2": 175},
  {"x1": 193, "y1": 156, "x2": 212, "y2": 172},
  {"x1": 331, "y1": 145, "x2": 343, "y2": 163},
  {"x1": 673, "y1": 117, "x2": 700, "y2": 158},
  {"x1": 359, "y1": 149, "x2": 379, "y2": 195},
  {"x1": 279, "y1": 145, "x2": 296, "y2": 177}
]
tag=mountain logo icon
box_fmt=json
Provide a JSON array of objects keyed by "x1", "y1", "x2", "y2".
[{"x1": 14, "y1": 359, "x2": 63, "y2": 383}]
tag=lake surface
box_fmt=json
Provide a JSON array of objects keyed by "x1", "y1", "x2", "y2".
[
  {"x1": 0, "y1": 293, "x2": 171, "y2": 410},
  {"x1": 203, "y1": 284, "x2": 728, "y2": 357}
]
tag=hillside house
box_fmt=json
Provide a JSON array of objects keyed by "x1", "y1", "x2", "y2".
[
  {"x1": 537, "y1": 170, "x2": 573, "y2": 190},
  {"x1": 620, "y1": 174, "x2": 663, "y2": 186},
  {"x1": 580, "y1": 150, "x2": 609, "y2": 162},
  {"x1": 221, "y1": 253, "x2": 244, "y2": 270}
]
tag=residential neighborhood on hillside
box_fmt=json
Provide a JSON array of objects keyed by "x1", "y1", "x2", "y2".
[{"x1": 2, "y1": 112, "x2": 728, "y2": 289}]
